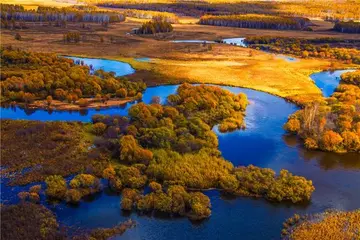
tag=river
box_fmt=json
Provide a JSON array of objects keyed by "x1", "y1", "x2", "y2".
[{"x1": 1, "y1": 57, "x2": 359, "y2": 240}]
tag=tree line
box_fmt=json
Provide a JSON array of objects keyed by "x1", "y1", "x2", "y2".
[
  {"x1": 284, "y1": 70, "x2": 360, "y2": 153},
  {"x1": 334, "y1": 21, "x2": 360, "y2": 34},
  {"x1": 95, "y1": 1, "x2": 360, "y2": 21},
  {"x1": 199, "y1": 14, "x2": 311, "y2": 31},
  {"x1": 136, "y1": 17, "x2": 173, "y2": 34},
  {"x1": 0, "y1": 47, "x2": 146, "y2": 105},
  {"x1": 124, "y1": 9, "x2": 179, "y2": 23},
  {"x1": 0, "y1": 4, "x2": 126, "y2": 26},
  {"x1": 244, "y1": 36, "x2": 360, "y2": 64}
]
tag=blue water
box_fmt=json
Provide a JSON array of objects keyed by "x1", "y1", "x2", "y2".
[
  {"x1": 171, "y1": 40, "x2": 216, "y2": 43},
  {"x1": 64, "y1": 56, "x2": 135, "y2": 77},
  {"x1": 222, "y1": 38, "x2": 247, "y2": 47},
  {"x1": 310, "y1": 69, "x2": 356, "y2": 97},
  {"x1": 1, "y1": 58, "x2": 360, "y2": 240},
  {"x1": 135, "y1": 57, "x2": 151, "y2": 62},
  {"x1": 0, "y1": 85, "x2": 178, "y2": 122},
  {"x1": 276, "y1": 54, "x2": 299, "y2": 63}
]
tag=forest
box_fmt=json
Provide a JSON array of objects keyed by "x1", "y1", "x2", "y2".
[
  {"x1": 199, "y1": 14, "x2": 311, "y2": 31},
  {"x1": 95, "y1": 0, "x2": 360, "y2": 21},
  {"x1": 284, "y1": 70, "x2": 360, "y2": 153},
  {"x1": 333, "y1": 21, "x2": 360, "y2": 34},
  {"x1": 0, "y1": 48, "x2": 146, "y2": 107},
  {"x1": 136, "y1": 17, "x2": 173, "y2": 34},
  {"x1": 0, "y1": 4, "x2": 125, "y2": 27},
  {"x1": 244, "y1": 36, "x2": 360, "y2": 64},
  {"x1": 124, "y1": 9, "x2": 179, "y2": 23}
]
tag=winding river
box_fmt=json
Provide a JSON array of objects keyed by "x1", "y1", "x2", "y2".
[{"x1": 1, "y1": 57, "x2": 359, "y2": 240}]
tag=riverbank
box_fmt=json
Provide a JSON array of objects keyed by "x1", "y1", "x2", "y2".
[
  {"x1": 2, "y1": 20, "x2": 359, "y2": 106},
  {"x1": 16, "y1": 97, "x2": 135, "y2": 111}
]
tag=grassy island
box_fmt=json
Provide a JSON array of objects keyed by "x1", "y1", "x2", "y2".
[
  {"x1": 0, "y1": 48, "x2": 146, "y2": 110},
  {"x1": 284, "y1": 70, "x2": 360, "y2": 153}
]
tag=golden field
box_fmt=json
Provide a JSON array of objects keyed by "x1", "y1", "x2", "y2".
[{"x1": 1, "y1": 19, "x2": 359, "y2": 105}]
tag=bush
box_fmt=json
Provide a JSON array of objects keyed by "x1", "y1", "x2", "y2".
[
  {"x1": 92, "y1": 122, "x2": 107, "y2": 135},
  {"x1": 45, "y1": 175, "x2": 67, "y2": 199},
  {"x1": 65, "y1": 189, "x2": 82, "y2": 203}
]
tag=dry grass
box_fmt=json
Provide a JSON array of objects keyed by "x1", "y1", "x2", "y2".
[
  {"x1": 2, "y1": 21, "x2": 358, "y2": 105},
  {"x1": 288, "y1": 210, "x2": 360, "y2": 240},
  {"x1": 1, "y1": 0, "x2": 80, "y2": 7}
]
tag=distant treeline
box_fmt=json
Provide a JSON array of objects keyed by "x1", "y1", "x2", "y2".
[
  {"x1": 136, "y1": 18, "x2": 173, "y2": 34},
  {"x1": 124, "y1": 9, "x2": 179, "y2": 23},
  {"x1": 95, "y1": 1, "x2": 360, "y2": 21},
  {"x1": 0, "y1": 4, "x2": 126, "y2": 24},
  {"x1": 199, "y1": 14, "x2": 311, "y2": 30},
  {"x1": 244, "y1": 36, "x2": 360, "y2": 64},
  {"x1": 334, "y1": 21, "x2": 360, "y2": 34}
]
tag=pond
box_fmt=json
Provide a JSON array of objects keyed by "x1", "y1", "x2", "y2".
[
  {"x1": 171, "y1": 40, "x2": 216, "y2": 43},
  {"x1": 64, "y1": 56, "x2": 135, "y2": 77},
  {"x1": 1, "y1": 58, "x2": 359, "y2": 240}
]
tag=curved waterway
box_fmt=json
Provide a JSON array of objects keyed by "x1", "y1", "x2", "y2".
[
  {"x1": 64, "y1": 56, "x2": 135, "y2": 76},
  {"x1": 1, "y1": 57, "x2": 359, "y2": 240}
]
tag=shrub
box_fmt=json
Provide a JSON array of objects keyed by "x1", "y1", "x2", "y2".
[
  {"x1": 92, "y1": 122, "x2": 107, "y2": 136},
  {"x1": 65, "y1": 189, "x2": 82, "y2": 203},
  {"x1": 45, "y1": 175, "x2": 67, "y2": 199}
]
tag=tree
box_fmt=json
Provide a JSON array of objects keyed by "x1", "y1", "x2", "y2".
[
  {"x1": 284, "y1": 118, "x2": 301, "y2": 133},
  {"x1": 15, "y1": 33, "x2": 21, "y2": 40},
  {"x1": 45, "y1": 175, "x2": 67, "y2": 199},
  {"x1": 92, "y1": 122, "x2": 107, "y2": 135},
  {"x1": 119, "y1": 135, "x2": 153, "y2": 164},
  {"x1": 321, "y1": 130, "x2": 343, "y2": 152},
  {"x1": 46, "y1": 95, "x2": 53, "y2": 106}
]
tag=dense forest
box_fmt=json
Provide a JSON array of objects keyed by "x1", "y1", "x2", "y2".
[
  {"x1": 281, "y1": 210, "x2": 360, "y2": 240},
  {"x1": 0, "y1": 48, "x2": 146, "y2": 106},
  {"x1": 95, "y1": 0, "x2": 360, "y2": 20},
  {"x1": 0, "y1": 4, "x2": 125, "y2": 27},
  {"x1": 244, "y1": 36, "x2": 360, "y2": 64},
  {"x1": 199, "y1": 14, "x2": 311, "y2": 31},
  {"x1": 284, "y1": 70, "x2": 360, "y2": 153},
  {"x1": 136, "y1": 17, "x2": 173, "y2": 34},
  {"x1": 124, "y1": 9, "x2": 179, "y2": 23},
  {"x1": 333, "y1": 21, "x2": 360, "y2": 34}
]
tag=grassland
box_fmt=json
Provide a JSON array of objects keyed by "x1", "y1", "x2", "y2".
[{"x1": 1, "y1": 18, "x2": 359, "y2": 105}]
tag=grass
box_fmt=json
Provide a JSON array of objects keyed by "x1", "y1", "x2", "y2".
[
  {"x1": 1, "y1": 0, "x2": 80, "y2": 7},
  {"x1": 283, "y1": 210, "x2": 360, "y2": 240},
  {"x1": 0, "y1": 120, "x2": 107, "y2": 185},
  {"x1": 1, "y1": 21, "x2": 358, "y2": 105}
]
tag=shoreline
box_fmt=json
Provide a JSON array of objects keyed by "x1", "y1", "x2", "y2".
[{"x1": 4, "y1": 97, "x2": 137, "y2": 111}]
